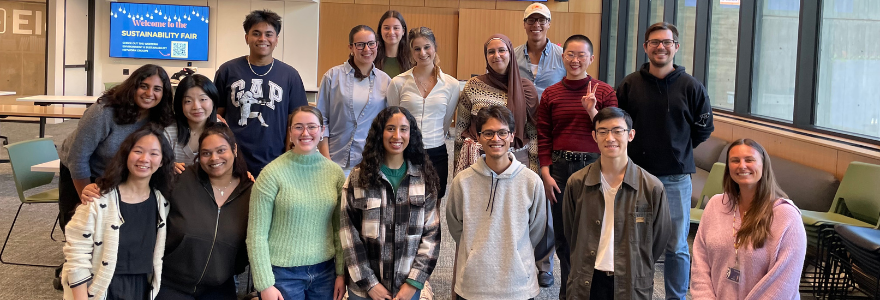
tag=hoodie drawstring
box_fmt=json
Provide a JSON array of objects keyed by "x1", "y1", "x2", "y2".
[{"x1": 486, "y1": 174, "x2": 499, "y2": 215}]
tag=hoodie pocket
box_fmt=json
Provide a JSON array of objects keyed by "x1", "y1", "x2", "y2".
[
  {"x1": 162, "y1": 235, "x2": 214, "y2": 288},
  {"x1": 200, "y1": 239, "x2": 240, "y2": 287},
  {"x1": 459, "y1": 246, "x2": 531, "y2": 293}
]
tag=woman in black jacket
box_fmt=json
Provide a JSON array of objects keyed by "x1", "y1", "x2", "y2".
[{"x1": 157, "y1": 122, "x2": 252, "y2": 299}]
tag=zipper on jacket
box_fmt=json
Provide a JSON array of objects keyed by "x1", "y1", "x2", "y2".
[
  {"x1": 191, "y1": 182, "x2": 240, "y2": 292},
  {"x1": 194, "y1": 207, "x2": 221, "y2": 293}
]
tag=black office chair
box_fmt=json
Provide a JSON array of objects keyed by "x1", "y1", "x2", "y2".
[{"x1": 835, "y1": 224, "x2": 880, "y2": 299}]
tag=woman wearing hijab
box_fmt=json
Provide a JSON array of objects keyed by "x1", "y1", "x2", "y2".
[{"x1": 454, "y1": 34, "x2": 539, "y2": 176}]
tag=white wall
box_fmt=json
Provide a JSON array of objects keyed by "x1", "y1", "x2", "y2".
[{"x1": 87, "y1": 0, "x2": 319, "y2": 95}]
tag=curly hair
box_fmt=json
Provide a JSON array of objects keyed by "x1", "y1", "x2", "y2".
[
  {"x1": 97, "y1": 123, "x2": 175, "y2": 197},
  {"x1": 100, "y1": 64, "x2": 174, "y2": 126},
  {"x1": 356, "y1": 106, "x2": 439, "y2": 196},
  {"x1": 172, "y1": 74, "x2": 219, "y2": 146},
  {"x1": 243, "y1": 10, "x2": 282, "y2": 34},
  {"x1": 375, "y1": 10, "x2": 412, "y2": 72}
]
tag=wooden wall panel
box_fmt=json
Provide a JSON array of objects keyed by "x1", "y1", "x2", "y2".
[
  {"x1": 425, "y1": 0, "x2": 460, "y2": 8},
  {"x1": 459, "y1": 0, "x2": 495, "y2": 9},
  {"x1": 837, "y1": 152, "x2": 880, "y2": 179},
  {"x1": 494, "y1": 0, "x2": 569, "y2": 12},
  {"x1": 456, "y1": 9, "x2": 601, "y2": 79},
  {"x1": 321, "y1": 0, "x2": 354, "y2": 3},
  {"x1": 355, "y1": 0, "x2": 390, "y2": 4},
  {"x1": 711, "y1": 119, "x2": 734, "y2": 141},
  {"x1": 390, "y1": 0, "x2": 424, "y2": 6},
  {"x1": 318, "y1": 3, "x2": 389, "y2": 79},
  {"x1": 569, "y1": 0, "x2": 603, "y2": 13},
  {"x1": 392, "y1": 6, "x2": 459, "y2": 77}
]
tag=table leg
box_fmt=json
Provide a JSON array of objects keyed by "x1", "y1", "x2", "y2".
[{"x1": 40, "y1": 117, "x2": 46, "y2": 138}]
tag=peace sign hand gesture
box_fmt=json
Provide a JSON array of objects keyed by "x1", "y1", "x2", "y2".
[{"x1": 581, "y1": 81, "x2": 599, "y2": 115}]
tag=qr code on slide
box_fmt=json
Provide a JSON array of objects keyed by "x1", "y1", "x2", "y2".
[{"x1": 171, "y1": 41, "x2": 188, "y2": 58}]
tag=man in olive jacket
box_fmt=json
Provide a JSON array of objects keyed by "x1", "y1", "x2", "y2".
[{"x1": 562, "y1": 107, "x2": 671, "y2": 300}]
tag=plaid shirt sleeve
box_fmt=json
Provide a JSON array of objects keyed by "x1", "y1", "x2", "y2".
[
  {"x1": 339, "y1": 174, "x2": 381, "y2": 291},
  {"x1": 406, "y1": 188, "x2": 441, "y2": 285}
]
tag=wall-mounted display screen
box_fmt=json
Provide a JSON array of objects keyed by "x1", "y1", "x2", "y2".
[{"x1": 109, "y1": 2, "x2": 209, "y2": 61}]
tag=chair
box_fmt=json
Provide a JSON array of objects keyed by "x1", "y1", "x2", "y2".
[
  {"x1": 834, "y1": 224, "x2": 880, "y2": 298},
  {"x1": 0, "y1": 138, "x2": 62, "y2": 268},
  {"x1": 104, "y1": 82, "x2": 122, "y2": 92},
  {"x1": 690, "y1": 162, "x2": 725, "y2": 224}
]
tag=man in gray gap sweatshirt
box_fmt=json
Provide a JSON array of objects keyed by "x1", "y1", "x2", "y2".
[{"x1": 447, "y1": 106, "x2": 547, "y2": 300}]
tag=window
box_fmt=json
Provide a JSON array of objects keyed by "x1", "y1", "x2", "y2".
[
  {"x1": 607, "y1": 0, "x2": 620, "y2": 86},
  {"x1": 675, "y1": 0, "x2": 697, "y2": 74},
  {"x1": 649, "y1": 0, "x2": 665, "y2": 25},
  {"x1": 625, "y1": 0, "x2": 641, "y2": 73},
  {"x1": 750, "y1": 0, "x2": 800, "y2": 121},
  {"x1": 706, "y1": 0, "x2": 740, "y2": 110},
  {"x1": 815, "y1": 0, "x2": 880, "y2": 139}
]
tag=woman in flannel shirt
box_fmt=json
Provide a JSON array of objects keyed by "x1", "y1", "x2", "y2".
[{"x1": 340, "y1": 106, "x2": 440, "y2": 300}]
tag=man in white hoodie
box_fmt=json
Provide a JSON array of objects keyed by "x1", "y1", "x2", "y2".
[{"x1": 447, "y1": 105, "x2": 548, "y2": 300}]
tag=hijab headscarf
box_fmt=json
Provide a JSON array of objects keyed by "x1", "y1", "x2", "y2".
[{"x1": 475, "y1": 34, "x2": 538, "y2": 149}]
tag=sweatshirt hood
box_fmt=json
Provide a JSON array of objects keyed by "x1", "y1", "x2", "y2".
[
  {"x1": 470, "y1": 152, "x2": 526, "y2": 179},
  {"x1": 638, "y1": 62, "x2": 686, "y2": 83}
]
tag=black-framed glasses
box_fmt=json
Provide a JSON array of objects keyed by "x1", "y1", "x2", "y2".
[
  {"x1": 524, "y1": 17, "x2": 549, "y2": 25},
  {"x1": 645, "y1": 39, "x2": 677, "y2": 48},
  {"x1": 479, "y1": 130, "x2": 511, "y2": 139},
  {"x1": 595, "y1": 128, "x2": 629, "y2": 137},
  {"x1": 351, "y1": 41, "x2": 378, "y2": 50}
]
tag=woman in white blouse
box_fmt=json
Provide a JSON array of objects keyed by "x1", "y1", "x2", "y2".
[{"x1": 387, "y1": 26, "x2": 459, "y2": 201}]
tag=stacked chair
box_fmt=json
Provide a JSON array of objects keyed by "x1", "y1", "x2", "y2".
[
  {"x1": 799, "y1": 162, "x2": 880, "y2": 297},
  {"x1": 690, "y1": 162, "x2": 726, "y2": 224},
  {"x1": 834, "y1": 224, "x2": 880, "y2": 299}
]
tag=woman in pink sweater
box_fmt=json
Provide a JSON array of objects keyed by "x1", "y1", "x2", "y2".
[{"x1": 691, "y1": 139, "x2": 807, "y2": 299}]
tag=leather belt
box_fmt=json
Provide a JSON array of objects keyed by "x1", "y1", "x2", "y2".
[{"x1": 552, "y1": 150, "x2": 599, "y2": 162}]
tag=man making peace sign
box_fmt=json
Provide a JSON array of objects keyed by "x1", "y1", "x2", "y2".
[{"x1": 535, "y1": 34, "x2": 617, "y2": 300}]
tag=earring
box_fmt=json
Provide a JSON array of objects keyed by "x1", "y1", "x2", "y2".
[{"x1": 320, "y1": 136, "x2": 324, "y2": 141}]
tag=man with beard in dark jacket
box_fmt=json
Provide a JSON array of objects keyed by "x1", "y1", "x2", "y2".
[{"x1": 615, "y1": 22, "x2": 714, "y2": 300}]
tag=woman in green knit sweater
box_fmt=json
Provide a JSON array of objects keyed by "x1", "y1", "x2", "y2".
[
  {"x1": 340, "y1": 106, "x2": 441, "y2": 300},
  {"x1": 247, "y1": 106, "x2": 346, "y2": 300}
]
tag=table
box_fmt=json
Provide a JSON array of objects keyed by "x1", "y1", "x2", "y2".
[
  {"x1": 31, "y1": 159, "x2": 60, "y2": 173},
  {"x1": 17, "y1": 95, "x2": 100, "y2": 107},
  {"x1": 0, "y1": 104, "x2": 87, "y2": 138},
  {"x1": 0, "y1": 91, "x2": 16, "y2": 96}
]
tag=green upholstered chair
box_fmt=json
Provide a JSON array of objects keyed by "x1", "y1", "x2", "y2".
[
  {"x1": 691, "y1": 162, "x2": 726, "y2": 224},
  {"x1": 0, "y1": 138, "x2": 61, "y2": 267}
]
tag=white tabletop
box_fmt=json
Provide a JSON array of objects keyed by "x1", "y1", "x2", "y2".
[
  {"x1": 17, "y1": 95, "x2": 100, "y2": 104},
  {"x1": 0, "y1": 91, "x2": 16, "y2": 96},
  {"x1": 31, "y1": 159, "x2": 60, "y2": 173}
]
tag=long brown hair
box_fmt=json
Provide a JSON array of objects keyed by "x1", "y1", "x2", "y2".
[
  {"x1": 101, "y1": 64, "x2": 174, "y2": 127},
  {"x1": 375, "y1": 10, "x2": 412, "y2": 72},
  {"x1": 722, "y1": 139, "x2": 788, "y2": 249}
]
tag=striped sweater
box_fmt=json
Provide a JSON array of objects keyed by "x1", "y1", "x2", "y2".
[
  {"x1": 536, "y1": 76, "x2": 617, "y2": 166},
  {"x1": 61, "y1": 187, "x2": 170, "y2": 300}
]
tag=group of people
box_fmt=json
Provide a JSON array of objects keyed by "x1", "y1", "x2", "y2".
[{"x1": 54, "y1": 3, "x2": 807, "y2": 300}]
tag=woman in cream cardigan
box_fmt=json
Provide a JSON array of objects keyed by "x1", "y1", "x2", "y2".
[{"x1": 62, "y1": 124, "x2": 174, "y2": 300}]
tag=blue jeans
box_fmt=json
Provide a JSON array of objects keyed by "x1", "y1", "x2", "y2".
[
  {"x1": 266, "y1": 260, "x2": 335, "y2": 300},
  {"x1": 657, "y1": 174, "x2": 692, "y2": 300},
  {"x1": 347, "y1": 287, "x2": 421, "y2": 300}
]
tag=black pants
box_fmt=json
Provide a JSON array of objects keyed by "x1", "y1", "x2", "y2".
[
  {"x1": 589, "y1": 269, "x2": 614, "y2": 299},
  {"x1": 155, "y1": 277, "x2": 237, "y2": 300},
  {"x1": 58, "y1": 163, "x2": 94, "y2": 233},
  {"x1": 550, "y1": 153, "x2": 599, "y2": 299},
  {"x1": 426, "y1": 144, "x2": 448, "y2": 201}
]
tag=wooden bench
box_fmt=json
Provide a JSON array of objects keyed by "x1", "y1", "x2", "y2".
[{"x1": 0, "y1": 104, "x2": 86, "y2": 138}]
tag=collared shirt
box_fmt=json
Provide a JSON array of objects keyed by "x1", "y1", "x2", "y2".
[
  {"x1": 561, "y1": 159, "x2": 672, "y2": 300},
  {"x1": 387, "y1": 68, "x2": 460, "y2": 149},
  {"x1": 340, "y1": 162, "x2": 441, "y2": 298},
  {"x1": 317, "y1": 61, "x2": 391, "y2": 169},
  {"x1": 514, "y1": 39, "x2": 566, "y2": 100}
]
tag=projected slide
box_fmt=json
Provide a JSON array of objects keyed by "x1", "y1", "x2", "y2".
[{"x1": 109, "y1": 3, "x2": 210, "y2": 61}]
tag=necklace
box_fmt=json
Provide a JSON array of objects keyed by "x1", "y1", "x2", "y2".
[
  {"x1": 213, "y1": 178, "x2": 235, "y2": 197},
  {"x1": 246, "y1": 55, "x2": 274, "y2": 77},
  {"x1": 413, "y1": 72, "x2": 434, "y2": 97}
]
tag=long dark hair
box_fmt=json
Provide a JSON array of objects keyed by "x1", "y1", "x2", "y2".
[
  {"x1": 722, "y1": 139, "x2": 788, "y2": 249},
  {"x1": 172, "y1": 74, "x2": 219, "y2": 146},
  {"x1": 375, "y1": 10, "x2": 412, "y2": 72},
  {"x1": 356, "y1": 106, "x2": 438, "y2": 195},
  {"x1": 195, "y1": 123, "x2": 248, "y2": 180},
  {"x1": 100, "y1": 64, "x2": 174, "y2": 126},
  {"x1": 97, "y1": 123, "x2": 175, "y2": 196},
  {"x1": 349, "y1": 25, "x2": 377, "y2": 80}
]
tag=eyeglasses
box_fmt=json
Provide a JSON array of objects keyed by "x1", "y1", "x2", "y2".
[
  {"x1": 479, "y1": 130, "x2": 510, "y2": 139},
  {"x1": 564, "y1": 52, "x2": 589, "y2": 61},
  {"x1": 524, "y1": 17, "x2": 549, "y2": 25},
  {"x1": 292, "y1": 124, "x2": 321, "y2": 133},
  {"x1": 351, "y1": 41, "x2": 378, "y2": 50},
  {"x1": 645, "y1": 39, "x2": 677, "y2": 48},
  {"x1": 595, "y1": 128, "x2": 629, "y2": 137}
]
